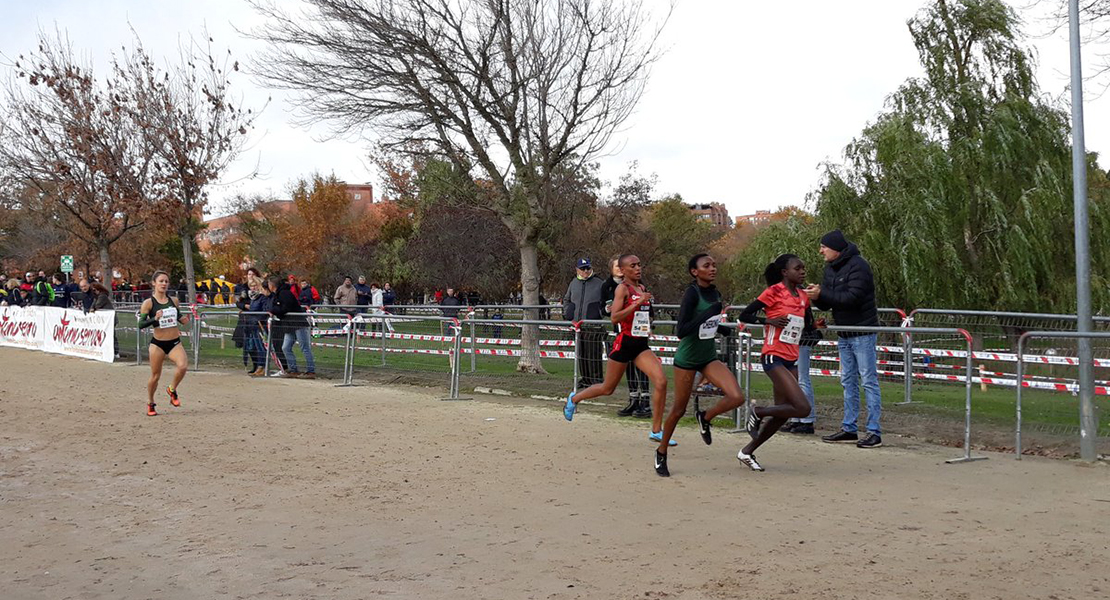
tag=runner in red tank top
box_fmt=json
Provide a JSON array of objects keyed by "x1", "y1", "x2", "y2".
[
  {"x1": 735, "y1": 254, "x2": 821, "y2": 471},
  {"x1": 562, "y1": 254, "x2": 669, "y2": 445}
]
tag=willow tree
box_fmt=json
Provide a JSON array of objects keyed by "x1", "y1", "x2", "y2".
[
  {"x1": 249, "y1": 0, "x2": 668, "y2": 372},
  {"x1": 813, "y1": 0, "x2": 1110, "y2": 312}
]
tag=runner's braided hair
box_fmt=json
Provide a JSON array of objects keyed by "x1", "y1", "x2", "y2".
[{"x1": 764, "y1": 254, "x2": 800, "y2": 286}]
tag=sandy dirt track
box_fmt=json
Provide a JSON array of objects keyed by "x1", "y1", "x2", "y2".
[{"x1": 1, "y1": 347, "x2": 1109, "y2": 600}]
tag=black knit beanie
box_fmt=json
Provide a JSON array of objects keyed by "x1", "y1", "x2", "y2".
[{"x1": 820, "y1": 230, "x2": 849, "y2": 252}]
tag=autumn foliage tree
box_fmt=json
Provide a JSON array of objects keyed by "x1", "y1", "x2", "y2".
[{"x1": 0, "y1": 32, "x2": 163, "y2": 287}]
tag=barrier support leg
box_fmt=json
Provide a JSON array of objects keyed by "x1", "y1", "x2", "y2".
[
  {"x1": 895, "y1": 331, "x2": 919, "y2": 405},
  {"x1": 947, "y1": 338, "x2": 988, "y2": 464},
  {"x1": 470, "y1": 322, "x2": 476, "y2": 373},
  {"x1": 572, "y1": 326, "x2": 581, "y2": 392},
  {"x1": 192, "y1": 309, "x2": 202, "y2": 371},
  {"x1": 335, "y1": 320, "x2": 357, "y2": 387},
  {"x1": 441, "y1": 322, "x2": 471, "y2": 401},
  {"x1": 727, "y1": 339, "x2": 745, "y2": 433},
  {"x1": 135, "y1": 325, "x2": 142, "y2": 366},
  {"x1": 263, "y1": 317, "x2": 272, "y2": 376},
  {"x1": 1015, "y1": 338, "x2": 1025, "y2": 459}
]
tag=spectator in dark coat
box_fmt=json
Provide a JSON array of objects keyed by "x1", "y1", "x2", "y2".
[
  {"x1": 805, "y1": 229, "x2": 883, "y2": 448},
  {"x1": 563, "y1": 257, "x2": 605, "y2": 388},
  {"x1": 439, "y1": 287, "x2": 463, "y2": 318},
  {"x1": 248, "y1": 280, "x2": 277, "y2": 375},
  {"x1": 270, "y1": 276, "x2": 315, "y2": 379}
]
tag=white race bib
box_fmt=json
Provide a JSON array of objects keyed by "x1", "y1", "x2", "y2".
[
  {"x1": 158, "y1": 307, "x2": 179, "y2": 329},
  {"x1": 631, "y1": 310, "x2": 651, "y2": 338},
  {"x1": 778, "y1": 314, "x2": 804, "y2": 345},
  {"x1": 699, "y1": 314, "x2": 723, "y2": 340}
]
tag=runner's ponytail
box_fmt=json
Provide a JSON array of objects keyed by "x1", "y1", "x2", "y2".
[{"x1": 764, "y1": 254, "x2": 799, "y2": 286}]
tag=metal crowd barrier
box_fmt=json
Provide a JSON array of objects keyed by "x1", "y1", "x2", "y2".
[
  {"x1": 111, "y1": 303, "x2": 1110, "y2": 460},
  {"x1": 1015, "y1": 331, "x2": 1110, "y2": 460}
]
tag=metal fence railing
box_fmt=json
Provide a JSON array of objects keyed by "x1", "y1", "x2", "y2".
[
  {"x1": 1015, "y1": 331, "x2": 1110, "y2": 460},
  {"x1": 107, "y1": 304, "x2": 1110, "y2": 460}
]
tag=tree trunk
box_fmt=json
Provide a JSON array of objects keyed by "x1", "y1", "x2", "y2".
[
  {"x1": 181, "y1": 233, "x2": 197, "y2": 306},
  {"x1": 516, "y1": 238, "x2": 547, "y2": 374},
  {"x1": 98, "y1": 242, "x2": 112, "y2": 292}
]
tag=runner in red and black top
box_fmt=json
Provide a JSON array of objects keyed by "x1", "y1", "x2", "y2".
[
  {"x1": 563, "y1": 254, "x2": 668, "y2": 438},
  {"x1": 736, "y1": 254, "x2": 820, "y2": 471}
]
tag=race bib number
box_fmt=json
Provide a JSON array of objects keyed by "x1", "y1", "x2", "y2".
[
  {"x1": 699, "y1": 314, "x2": 723, "y2": 340},
  {"x1": 158, "y1": 307, "x2": 179, "y2": 329},
  {"x1": 631, "y1": 310, "x2": 651, "y2": 338},
  {"x1": 778, "y1": 314, "x2": 804, "y2": 345}
]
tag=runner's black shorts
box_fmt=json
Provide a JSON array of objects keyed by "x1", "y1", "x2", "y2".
[
  {"x1": 150, "y1": 337, "x2": 181, "y2": 355},
  {"x1": 761, "y1": 353, "x2": 797, "y2": 371},
  {"x1": 609, "y1": 333, "x2": 650, "y2": 364}
]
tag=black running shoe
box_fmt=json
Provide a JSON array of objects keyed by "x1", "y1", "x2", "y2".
[
  {"x1": 616, "y1": 397, "x2": 637, "y2": 417},
  {"x1": 821, "y1": 430, "x2": 859, "y2": 443},
  {"x1": 789, "y1": 423, "x2": 815, "y2": 435},
  {"x1": 856, "y1": 433, "x2": 883, "y2": 448},
  {"x1": 654, "y1": 449, "x2": 670, "y2": 477},
  {"x1": 745, "y1": 409, "x2": 762, "y2": 439},
  {"x1": 695, "y1": 410, "x2": 712, "y2": 445},
  {"x1": 780, "y1": 421, "x2": 798, "y2": 434}
]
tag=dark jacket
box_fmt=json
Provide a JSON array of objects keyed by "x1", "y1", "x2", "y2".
[
  {"x1": 248, "y1": 292, "x2": 274, "y2": 330},
  {"x1": 813, "y1": 242, "x2": 878, "y2": 337},
  {"x1": 440, "y1": 295, "x2": 462, "y2": 318},
  {"x1": 32, "y1": 278, "x2": 53, "y2": 306},
  {"x1": 91, "y1": 292, "x2": 113, "y2": 312},
  {"x1": 563, "y1": 275, "x2": 604, "y2": 321},
  {"x1": 271, "y1": 282, "x2": 307, "y2": 334},
  {"x1": 298, "y1": 286, "x2": 317, "y2": 308},
  {"x1": 354, "y1": 283, "x2": 372, "y2": 306},
  {"x1": 383, "y1": 289, "x2": 396, "y2": 306}
]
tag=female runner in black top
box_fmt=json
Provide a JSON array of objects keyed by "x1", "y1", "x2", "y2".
[
  {"x1": 137, "y1": 270, "x2": 190, "y2": 416},
  {"x1": 654, "y1": 254, "x2": 747, "y2": 476}
]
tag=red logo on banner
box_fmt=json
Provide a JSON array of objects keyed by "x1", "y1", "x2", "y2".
[
  {"x1": 52, "y1": 313, "x2": 106, "y2": 348},
  {"x1": 0, "y1": 313, "x2": 38, "y2": 340}
]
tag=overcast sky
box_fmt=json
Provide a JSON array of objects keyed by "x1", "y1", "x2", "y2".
[{"x1": 3, "y1": 0, "x2": 1107, "y2": 219}]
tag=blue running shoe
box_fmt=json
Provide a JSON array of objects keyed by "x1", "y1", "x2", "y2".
[
  {"x1": 648, "y1": 430, "x2": 677, "y2": 446},
  {"x1": 564, "y1": 392, "x2": 577, "y2": 421}
]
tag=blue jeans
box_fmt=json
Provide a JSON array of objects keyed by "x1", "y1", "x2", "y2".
[
  {"x1": 282, "y1": 327, "x2": 316, "y2": 374},
  {"x1": 797, "y1": 344, "x2": 816, "y2": 424},
  {"x1": 838, "y1": 334, "x2": 882, "y2": 435}
]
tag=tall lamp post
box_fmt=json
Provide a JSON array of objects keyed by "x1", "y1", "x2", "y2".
[{"x1": 1068, "y1": 0, "x2": 1097, "y2": 462}]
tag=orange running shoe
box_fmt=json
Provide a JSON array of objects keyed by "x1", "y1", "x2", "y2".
[
  {"x1": 147, "y1": 403, "x2": 158, "y2": 416},
  {"x1": 167, "y1": 387, "x2": 180, "y2": 407}
]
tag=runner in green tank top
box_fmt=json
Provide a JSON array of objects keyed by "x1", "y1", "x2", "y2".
[{"x1": 654, "y1": 254, "x2": 747, "y2": 477}]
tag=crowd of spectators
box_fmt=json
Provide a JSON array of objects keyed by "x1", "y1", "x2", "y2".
[{"x1": 1, "y1": 270, "x2": 115, "y2": 316}]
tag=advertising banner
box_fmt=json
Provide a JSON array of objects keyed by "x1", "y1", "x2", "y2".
[
  {"x1": 0, "y1": 306, "x2": 114, "y2": 363},
  {"x1": 0, "y1": 305, "x2": 44, "y2": 351}
]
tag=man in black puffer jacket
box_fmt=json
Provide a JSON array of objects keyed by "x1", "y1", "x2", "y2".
[{"x1": 805, "y1": 230, "x2": 883, "y2": 449}]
